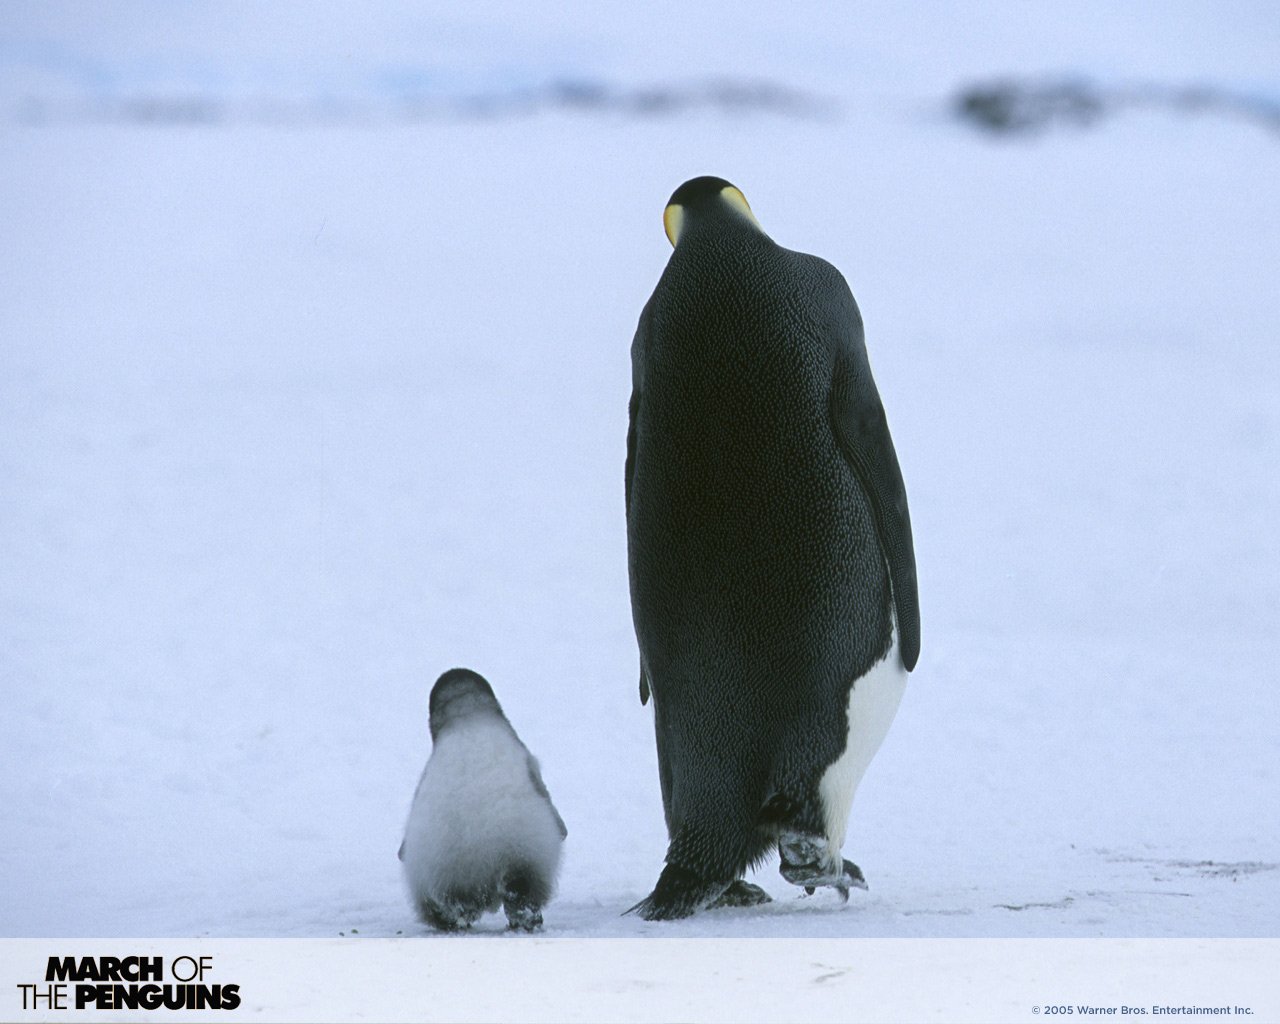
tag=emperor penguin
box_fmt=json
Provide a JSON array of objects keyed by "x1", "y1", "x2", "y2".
[
  {"x1": 399, "y1": 668, "x2": 567, "y2": 931},
  {"x1": 624, "y1": 176, "x2": 920, "y2": 920}
]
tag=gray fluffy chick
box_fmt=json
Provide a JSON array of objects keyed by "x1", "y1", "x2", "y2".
[{"x1": 399, "y1": 668, "x2": 567, "y2": 931}]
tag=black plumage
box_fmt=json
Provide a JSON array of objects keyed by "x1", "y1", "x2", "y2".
[{"x1": 625, "y1": 176, "x2": 918, "y2": 920}]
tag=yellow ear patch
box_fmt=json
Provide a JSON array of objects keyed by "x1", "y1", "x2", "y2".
[
  {"x1": 720, "y1": 186, "x2": 762, "y2": 230},
  {"x1": 663, "y1": 204, "x2": 684, "y2": 247}
]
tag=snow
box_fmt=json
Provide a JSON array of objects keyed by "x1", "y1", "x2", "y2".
[{"x1": 2, "y1": 0, "x2": 1278, "y2": 953}]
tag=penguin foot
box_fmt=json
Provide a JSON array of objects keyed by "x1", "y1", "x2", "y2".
[
  {"x1": 778, "y1": 833, "x2": 868, "y2": 901},
  {"x1": 707, "y1": 880, "x2": 772, "y2": 910},
  {"x1": 503, "y1": 903, "x2": 544, "y2": 932},
  {"x1": 418, "y1": 896, "x2": 484, "y2": 932},
  {"x1": 625, "y1": 864, "x2": 731, "y2": 921},
  {"x1": 501, "y1": 866, "x2": 549, "y2": 932}
]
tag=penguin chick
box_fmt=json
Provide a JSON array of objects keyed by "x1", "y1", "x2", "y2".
[{"x1": 399, "y1": 668, "x2": 567, "y2": 932}]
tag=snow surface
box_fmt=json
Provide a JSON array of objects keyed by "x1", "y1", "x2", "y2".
[{"x1": 2, "y1": 1, "x2": 1279, "y2": 942}]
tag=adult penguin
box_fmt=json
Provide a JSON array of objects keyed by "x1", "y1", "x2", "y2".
[{"x1": 625, "y1": 176, "x2": 919, "y2": 920}]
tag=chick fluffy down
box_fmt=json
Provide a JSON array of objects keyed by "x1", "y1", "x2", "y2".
[{"x1": 401, "y1": 717, "x2": 564, "y2": 904}]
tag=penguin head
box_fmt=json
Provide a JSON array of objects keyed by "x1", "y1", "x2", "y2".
[
  {"x1": 663, "y1": 175, "x2": 764, "y2": 247},
  {"x1": 428, "y1": 667, "x2": 504, "y2": 739}
]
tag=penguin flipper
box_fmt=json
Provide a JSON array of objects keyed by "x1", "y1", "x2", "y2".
[
  {"x1": 526, "y1": 754, "x2": 568, "y2": 838},
  {"x1": 639, "y1": 666, "x2": 650, "y2": 705},
  {"x1": 625, "y1": 389, "x2": 640, "y2": 517},
  {"x1": 624, "y1": 301, "x2": 651, "y2": 519},
  {"x1": 829, "y1": 347, "x2": 921, "y2": 672}
]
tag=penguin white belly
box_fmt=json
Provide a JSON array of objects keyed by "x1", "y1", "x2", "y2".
[{"x1": 817, "y1": 624, "x2": 909, "y2": 860}]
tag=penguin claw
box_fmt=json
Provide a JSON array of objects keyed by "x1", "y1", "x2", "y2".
[
  {"x1": 707, "y1": 880, "x2": 772, "y2": 909},
  {"x1": 843, "y1": 858, "x2": 869, "y2": 891}
]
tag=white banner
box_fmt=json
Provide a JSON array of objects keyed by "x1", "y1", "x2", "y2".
[{"x1": 3, "y1": 938, "x2": 1278, "y2": 1023}]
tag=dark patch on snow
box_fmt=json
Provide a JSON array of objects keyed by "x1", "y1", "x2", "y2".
[
  {"x1": 900, "y1": 907, "x2": 974, "y2": 917},
  {"x1": 995, "y1": 889, "x2": 1197, "y2": 915},
  {"x1": 1104, "y1": 890, "x2": 1194, "y2": 899},
  {"x1": 996, "y1": 896, "x2": 1075, "y2": 912},
  {"x1": 1104, "y1": 854, "x2": 1280, "y2": 881},
  {"x1": 954, "y1": 77, "x2": 1280, "y2": 138},
  {"x1": 810, "y1": 963, "x2": 850, "y2": 984},
  {"x1": 1170, "y1": 860, "x2": 1279, "y2": 879}
]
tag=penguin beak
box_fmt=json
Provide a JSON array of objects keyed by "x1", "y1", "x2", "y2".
[{"x1": 663, "y1": 203, "x2": 684, "y2": 248}]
